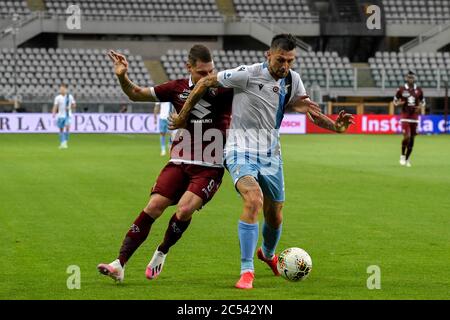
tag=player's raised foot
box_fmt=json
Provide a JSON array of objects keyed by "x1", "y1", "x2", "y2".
[
  {"x1": 235, "y1": 271, "x2": 254, "y2": 289},
  {"x1": 406, "y1": 160, "x2": 412, "y2": 167},
  {"x1": 97, "y1": 259, "x2": 124, "y2": 283},
  {"x1": 257, "y1": 247, "x2": 280, "y2": 276},
  {"x1": 399, "y1": 155, "x2": 406, "y2": 166},
  {"x1": 145, "y1": 250, "x2": 167, "y2": 280}
]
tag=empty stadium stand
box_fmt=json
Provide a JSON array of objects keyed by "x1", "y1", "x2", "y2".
[
  {"x1": 383, "y1": 0, "x2": 450, "y2": 23},
  {"x1": 161, "y1": 48, "x2": 355, "y2": 88},
  {"x1": 369, "y1": 51, "x2": 450, "y2": 88},
  {"x1": 0, "y1": 47, "x2": 153, "y2": 101},
  {"x1": 233, "y1": 0, "x2": 317, "y2": 22},
  {"x1": 45, "y1": 0, "x2": 224, "y2": 22},
  {"x1": 0, "y1": 0, "x2": 31, "y2": 18}
]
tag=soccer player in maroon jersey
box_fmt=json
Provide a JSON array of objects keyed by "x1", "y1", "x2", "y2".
[
  {"x1": 97, "y1": 45, "x2": 233, "y2": 282},
  {"x1": 393, "y1": 70, "x2": 425, "y2": 167}
]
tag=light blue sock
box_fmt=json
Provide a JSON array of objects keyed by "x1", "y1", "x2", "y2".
[
  {"x1": 238, "y1": 220, "x2": 259, "y2": 273},
  {"x1": 64, "y1": 132, "x2": 69, "y2": 142},
  {"x1": 160, "y1": 135, "x2": 166, "y2": 152},
  {"x1": 262, "y1": 222, "x2": 282, "y2": 259},
  {"x1": 59, "y1": 132, "x2": 64, "y2": 143}
]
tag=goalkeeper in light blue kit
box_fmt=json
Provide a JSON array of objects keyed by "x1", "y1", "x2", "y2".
[
  {"x1": 170, "y1": 34, "x2": 354, "y2": 289},
  {"x1": 52, "y1": 83, "x2": 76, "y2": 149}
]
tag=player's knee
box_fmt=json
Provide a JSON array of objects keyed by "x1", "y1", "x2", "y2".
[
  {"x1": 176, "y1": 203, "x2": 195, "y2": 220},
  {"x1": 243, "y1": 193, "x2": 263, "y2": 216},
  {"x1": 265, "y1": 209, "x2": 283, "y2": 228},
  {"x1": 144, "y1": 200, "x2": 166, "y2": 219}
]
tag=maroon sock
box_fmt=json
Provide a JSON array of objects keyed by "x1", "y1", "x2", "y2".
[
  {"x1": 158, "y1": 213, "x2": 191, "y2": 254},
  {"x1": 401, "y1": 138, "x2": 408, "y2": 155},
  {"x1": 118, "y1": 211, "x2": 155, "y2": 266}
]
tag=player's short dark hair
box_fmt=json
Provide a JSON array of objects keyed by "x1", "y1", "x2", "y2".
[
  {"x1": 188, "y1": 44, "x2": 212, "y2": 66},
  {"x1": 271, "y1": 34, "x2": 297, "y2": 51},
  {"x1": 406, "y1": 70, "x2": 416, "y2": 76},
  {"x1": 60, "y1": 83, "x2": 68, "y2": 88}
]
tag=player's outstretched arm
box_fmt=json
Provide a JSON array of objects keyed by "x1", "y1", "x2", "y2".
[
  {"x1": 308, "y1": 110, "x2": 355, "y2": 133},
  {"x1": 108, "y1": 50, "x2": 155, "y2": 102},
  {"x1": 168, "y1": 74, "x2": 219, "y2": 129}
]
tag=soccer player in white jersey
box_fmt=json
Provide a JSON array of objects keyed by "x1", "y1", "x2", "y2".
[
  {"x1": 52, "y1": 83, "x2": 76, "y2": 149},
  {"x1": 170, "y1": 34, "x2": 354, "y2": 289},
  {"x1": 154, "y1": 101, "x2": 175, "y2": 156}
]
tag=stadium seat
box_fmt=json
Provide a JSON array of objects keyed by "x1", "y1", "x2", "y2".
[
  {"x1": 0, "y1": 47, "x2": 154, "y2": 102},
  {"x1": 161, "y1": 49, "x2": 354, "y2": 88}
]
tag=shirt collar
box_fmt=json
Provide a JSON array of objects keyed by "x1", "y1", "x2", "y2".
[
  {"x1": 189, "y1": 75, "x2": 195, "y2": 89},
  {"x1": 405, "y1": 83, "x2": 417, "y2": 90}
]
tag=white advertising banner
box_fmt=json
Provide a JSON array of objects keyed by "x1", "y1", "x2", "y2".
[{"x1": 0, "y1": 113, "x2": 306, "y2": 134}]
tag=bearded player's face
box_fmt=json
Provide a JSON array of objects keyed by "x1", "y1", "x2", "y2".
[
  {"x1": 187, "y1": 60, "x2": 215, "y2": 84},
  {"x1": 267, "y1": 48, "x2": 296, "y2": 79}
]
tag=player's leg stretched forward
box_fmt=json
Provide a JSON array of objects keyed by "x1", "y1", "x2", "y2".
[
  {"x1": 235, "y1": 175, "x2": 264, "y2": 289},
  {"x1": 97, "y1": 193, "x2": 172, "y2": 282},
  {"x1": 257, "y1": 196, "x2": 283, "y2": 276},
  {"x1": 146, "y1": 191, "x2": 203, "y2": 280}
]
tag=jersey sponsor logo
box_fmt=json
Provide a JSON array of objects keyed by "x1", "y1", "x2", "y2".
[
  {"x1": 191, "y1": 99, "x2": 212, "y2": 119},
  {"x1": 208, "y1": 88, "x2": 218, "y2": 97},
  {"x1": 402, "y1": 91, "x2": 410, "y2": 97}
]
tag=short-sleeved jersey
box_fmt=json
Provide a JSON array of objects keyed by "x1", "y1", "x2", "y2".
[
  {"x1": 159, "y1": 102, "x2": 174, "y2": 120},
  {"x1": 217, "y1": 62, "x2": 306, "y2": 155},
  {"x1": 54, "y1": 94, "x2": 75, "y2": 118},
  {"x1": 151, "y1": 77, "x2": 233, "y2": 167},
  {"x1": 394, "y1": 83, "x2": 425, "y2": 121}
]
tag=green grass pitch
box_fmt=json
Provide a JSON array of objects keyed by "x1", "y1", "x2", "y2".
[{"x1": 1, "y1": 133, "x2": 449, "y2": 300}]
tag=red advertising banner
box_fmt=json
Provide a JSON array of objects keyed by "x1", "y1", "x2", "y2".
[{"x1": 306, "y1": 114, "x2": 404, "y2": 134}]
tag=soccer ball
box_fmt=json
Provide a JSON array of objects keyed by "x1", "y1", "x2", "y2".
[{"x1": 277, "y1": 247, "x2": 312, "y2": 281}]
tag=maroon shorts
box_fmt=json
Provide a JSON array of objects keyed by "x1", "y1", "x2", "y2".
[
  {"x1": 151, "y1": 162, "x2": 224, "y2": 206},
  {"x1": 401, "y1": 121, "x2": 418, "y2": 136}
]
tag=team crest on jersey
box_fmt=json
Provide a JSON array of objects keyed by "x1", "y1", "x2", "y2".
[
  {"x1": 258, "y1": 84, "x2": 264, "y2": 90},
  {"x1": 178, "y1": 89, "x2": 191, "y2": 101},
  {"x1": 402, "y1": 92, "x2": 410, "y2": 97},
  {"x1": 224, "y1": 72, "x2": 232, "y2": 79}
]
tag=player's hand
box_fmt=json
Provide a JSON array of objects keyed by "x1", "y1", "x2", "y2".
[
  {"x1": 290, "y1": 95, "x2": 322, "y2": 116},
  {"x1": 168, "y1": 112, "x2": 187, "y2": 130},
  {"x1": 108, "y1": 50, "x2": 128, "y2": 77},
  {"x1": 334, "y1": 110, "x2": 355, "y2": 133}
]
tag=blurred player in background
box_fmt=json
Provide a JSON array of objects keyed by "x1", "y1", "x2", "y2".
[
  {"x1": 393, "y1": 70, "x2": 425, "y2": 167},
  {"x1": 153, "y1": 101, "x2": 175, "y2": 156},
  {"x1": 170, "y1": 34, "x2": 354, "y2": 289},
  {"x1": 97, "y1": 45, "x2": 233, "y2": 282},
  {"x1": 52, "y1": 83, "x2": 76, "y2": 149}
]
